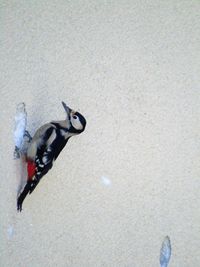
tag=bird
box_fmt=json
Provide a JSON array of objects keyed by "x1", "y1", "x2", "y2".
[{"x1": 17, "y1": 102, "x2": 86, "y2": 212}]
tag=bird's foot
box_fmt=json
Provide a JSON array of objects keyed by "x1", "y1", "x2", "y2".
[
  {"x1": 13, "y1": 146, "x2": 20, "y2": 159},
  {"x1": 24, "y1": 131, "x2": 32, "y2": 142}
]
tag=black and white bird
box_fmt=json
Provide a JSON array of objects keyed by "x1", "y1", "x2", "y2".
[{"x1": 17, "y1": 102, "x2": 86, "y2": 211}]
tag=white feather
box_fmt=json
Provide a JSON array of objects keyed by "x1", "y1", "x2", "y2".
[{"x1": 14, "y1": 103, "x2": 27, "y2": 157}]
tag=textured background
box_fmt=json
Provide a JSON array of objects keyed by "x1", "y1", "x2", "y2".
[{"x1": 0, "y1": 1, "x2": 200, "y2": 266}]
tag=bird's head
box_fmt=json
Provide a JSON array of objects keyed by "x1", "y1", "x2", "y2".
[{"x1": 62, "y1": 101, "x2": 86, "y2": 134}]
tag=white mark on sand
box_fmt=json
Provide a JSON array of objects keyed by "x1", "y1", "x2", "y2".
[
  {"x1": 160, "y1": 236, "x2": 171, "y2": 267},
  {"x1": 101, "y1": 176, "x2": 112, "y2": 186},
  {"x1": 13, "y1": 103, "x2": 27, "y2": 159},
  {"x1": 7, "y1": 225, "x2": 14, "y2": 239}
]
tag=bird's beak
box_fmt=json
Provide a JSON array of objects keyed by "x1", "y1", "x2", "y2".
[{"x1": 62, "y1": 101, "x2": 72, "y2": 116}]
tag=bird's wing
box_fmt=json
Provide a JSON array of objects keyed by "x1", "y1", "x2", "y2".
[
  {"x1": 30, "y1": 129, "x2": 69, "y2": 192},
  {"x1": 35, "y1": 128, "x2": 67, "y2": 170},
  {"x1": 17, "y1": 125, "x2": 69, "y2": 211},
  {"x1": 17, "y1": 125, "x2": 57, "y2": 211}
]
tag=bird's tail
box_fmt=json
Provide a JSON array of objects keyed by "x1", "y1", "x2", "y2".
[
  {"x1": 17, "y1": 179, "x2": 39, "y2": 212},
  {"x1": 17, "y1": 181, "x2": 32, "y2": 212}
]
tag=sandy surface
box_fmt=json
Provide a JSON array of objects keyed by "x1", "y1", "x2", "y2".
[{"x1": 0, "y1": 1, "x2": 200, "y2": 266}]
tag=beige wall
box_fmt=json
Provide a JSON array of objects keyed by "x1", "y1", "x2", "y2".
[{"x1": 1, "y1": 1, "x2": 200, "y2": 266}]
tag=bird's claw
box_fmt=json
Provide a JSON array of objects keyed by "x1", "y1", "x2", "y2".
[
  {"x1": 13, "y1": 146, "x2": 20, "y2": 159},
  {"x1": 24, "y1": 131, "x2": 32, "y2": 142}
]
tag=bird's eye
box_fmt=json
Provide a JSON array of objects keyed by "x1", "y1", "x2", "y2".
[{"x1": 73, "y1": 115, "x2": 78, "y2": 119}]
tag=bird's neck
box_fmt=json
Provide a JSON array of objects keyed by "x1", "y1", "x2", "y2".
[
  {"x1": 51, "y1": 120, "x2": 77, "y2": 139},
  {"x1": 51, "y1": 119, "x2": 70, "y2": 130}
]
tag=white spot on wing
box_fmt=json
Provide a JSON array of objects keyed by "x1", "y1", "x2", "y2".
[
  {"x1": 39, "y1": 164, "x2": 44, "y2": 167},
  {"x1": 42, "y1": 155, "x2": 48, "y2": 164}
]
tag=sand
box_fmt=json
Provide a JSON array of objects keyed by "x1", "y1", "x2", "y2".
[{"x1": 1, "y1": 1, "x2": 200, "y2": 266}]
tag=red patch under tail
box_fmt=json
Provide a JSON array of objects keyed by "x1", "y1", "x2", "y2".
[{"x1": 27, "y1": 160, "x2": 36, "y2": 180}]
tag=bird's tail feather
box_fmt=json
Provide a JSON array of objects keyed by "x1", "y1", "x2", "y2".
[
  {"x1": 17, "y1": 179, "x2": 40, "y2": 212},
  {"x1": 29, "y1": 179, "x2": 39, "y2": 194},
  {"x1": 17, "y1": 182, "x2": 32, "y2": 212}
]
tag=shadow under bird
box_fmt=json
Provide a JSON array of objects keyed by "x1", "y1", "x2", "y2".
[{"x1": 17, "y1": 102, "x2": 86, "y2": 211}]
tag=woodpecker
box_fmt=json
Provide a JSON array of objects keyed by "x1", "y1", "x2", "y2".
[{"x1": 17, "y1": 102, "x2": 86, "y2": 211}]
